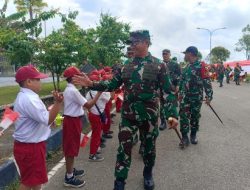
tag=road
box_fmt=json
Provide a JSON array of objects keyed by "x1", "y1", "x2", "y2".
[
  {"x1": 0, "y1": 77, "x2": 54, "y2": 87},
  {"x1": 44, "y1": 82, "x2": 250, "y2": 190}
]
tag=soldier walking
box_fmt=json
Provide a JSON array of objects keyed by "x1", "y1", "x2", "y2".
[
  {"x1": 217, "y1": 62, "x2": 225, "y2": 87},
  {"x1": 73, "y1": 30, "x2": 178, "y2": 190},
  {"x1": 179, "y1": 46, "x2": 213, "y2": 146},
  {"x1": 159, "y1": 49, "x2": 181, "y2": 130},
  {"x1": 225, "y1": 64, "x2": 232, "y2": 84},
  {"x1": 234, "y1": 62, "x2": 243, "y2": 85}
]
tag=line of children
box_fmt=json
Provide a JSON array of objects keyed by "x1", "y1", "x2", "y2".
[
  {"x1": 86, "y1": 73, "x2": 111, "y2": 161},
  {"x1": 13, "y1": 65, "x2": 63, "y2": 190}
]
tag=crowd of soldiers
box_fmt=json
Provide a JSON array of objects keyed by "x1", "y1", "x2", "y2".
[
  {"x1": 73, "y1": 29, "x2": 215, "y2": 190},
  {"x1": 210, "y1": 62, "x2": 246, "y2": 86}
]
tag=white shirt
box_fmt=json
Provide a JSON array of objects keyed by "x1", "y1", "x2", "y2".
[
  {"x1": 13, "y1": 88, "x2": 50, "y2": 143},
  {"x1": 63, "y1": 83, "x2": 87, "y2": 117},
  {"x1": 86, "y1": 90, "x2": 110, "y2": 115}
]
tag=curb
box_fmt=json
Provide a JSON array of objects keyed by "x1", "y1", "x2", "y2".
[{"x1": 0, "y1": 127, "x2": 63, "y2": 189}]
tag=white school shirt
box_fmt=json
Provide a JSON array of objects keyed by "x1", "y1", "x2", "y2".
[
  {"x1": 13, "y1": 88, "x2": 50, "y2": 143},
  {"x1": 86, "y1": 90, "x2": 110, "y2": 115},
  {"x1": 63, "y1": 83, "x2": 87, "y2": 117}
]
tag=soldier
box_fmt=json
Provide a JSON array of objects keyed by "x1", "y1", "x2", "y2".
[
  {"x1": 217, "y1": 62, "x2": 225, "y2": 87},
  {"x1": 123, "y1": 46, "x2": 134, "y2": 65},
  {"x1": 179, "y1": 46, "x2": 213, "y2": 146},
  {"x1": 225, "y1": 64, "x2": 232, "y2": 84},
  {"x1": 159, "y1": 49, "x2": 181, "y2": 130},
  {"x1": 234, "y1": 62, "x2": 243, "y2": 85},
  {"x1": 72, "y1": 30, "x2": 178, "y2": 190}
]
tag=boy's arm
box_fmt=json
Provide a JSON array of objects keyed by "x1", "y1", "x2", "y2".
[
  {"x1": 84, "y1": 91, "x2": 102, "y2": 109},
  {"x1": 48, "y1": 91, "x2": 64, "y2": 125}
]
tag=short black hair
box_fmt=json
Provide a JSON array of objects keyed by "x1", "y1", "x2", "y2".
[{"x1": 66, "y1": 77, "x2": 72, "y2": 83}]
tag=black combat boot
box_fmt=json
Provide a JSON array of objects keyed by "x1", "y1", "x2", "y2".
[
  {"x1": 113, "y1": 179, "x2": 125, "y2": 190},
  {"x1": 179, "y1": 134, "x2": 190, "y2": 147},
  {"x1": 190, "y1": 131, "x2": 198, "y2": 144},
  {"x1": 159, "y1": 118, "x2": 167, "y2": 131},
  {"x1": 143, "y1": 167, "x2": 154, "y2": 190}
]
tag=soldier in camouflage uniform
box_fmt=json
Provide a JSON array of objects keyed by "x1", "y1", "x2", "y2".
[
  {"x1": 217, "y1": 62, "x2": 225, "y2": 87},
  {"x1": 73, "y1": 30, "x2": 178, "y2": 190},
  {"x1": 234, "y1": 62, "x2": 243, "y2": 85},
  {"x1": 159, "y1": 49, "x2": 181, "y2": 130},
  {"x1": 225, "y1": 64, "x2": 232, "y2": 84},
  {"x1": 179, "y1": 46, "x2": 213, "y2": 146}
]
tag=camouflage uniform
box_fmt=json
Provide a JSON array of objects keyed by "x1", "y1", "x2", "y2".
[
  {"x1": 217, "y1": 63, "x2": 225, "y2": 87},
  {"x1": 90, "y1": 32, "x2": 178, "y2": 182},
  {"x1": 160, "y1": 50, "x2": 181, "y2": 129},
  {"x1": 179, "y1": 59, "x2": 213, "y2": 137},
  {"x1": 225, "y1": 66, "x2": 232, "y2": 84},
  {"x1": 234, "y1": 64, "x2": 243, "y2": 85}
]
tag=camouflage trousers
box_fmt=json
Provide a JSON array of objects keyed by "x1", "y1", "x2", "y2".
[
  {"x1": 115, "y1": 117, "x2": 159, "y2": 180},
  {"x1": 179, "y1": 97, "x2": 202, "y2": 135}
]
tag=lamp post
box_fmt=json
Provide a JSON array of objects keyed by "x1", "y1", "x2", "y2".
[{"x1": 197, "y1": 27, "x2": 226, "y2": 63}]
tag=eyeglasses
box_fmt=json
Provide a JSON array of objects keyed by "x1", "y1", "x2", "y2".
[{"x1": 162, "y1": 53, "x2": 169, "y2": 55}]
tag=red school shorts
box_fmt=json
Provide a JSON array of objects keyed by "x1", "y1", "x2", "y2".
[
  {"x1": 13, "y1": 141, "x2": 47, "y2": 186},
  {"x1": 63, "y1": 116, "x2": 82, "y2": 157}
]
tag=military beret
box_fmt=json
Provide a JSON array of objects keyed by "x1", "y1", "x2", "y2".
[
  {"x1": 162, "y1": 49, "x2": 171, "y2": 53},
  {"x1": 126, "y1": 30, "x2": 151, "y2": 44}
]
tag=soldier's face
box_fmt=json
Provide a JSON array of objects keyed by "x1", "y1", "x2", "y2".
[
  {"x1": 131, "y1": 40, "x2": 148, "y2": 56},
  {"x1": 184, "y1": 53, "x2": 191, "y2": 62},
  {"x1": 162, "y1": 52, "x2": 171, "y2": 61}
]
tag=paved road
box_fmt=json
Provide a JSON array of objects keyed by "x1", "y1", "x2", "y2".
[
  {"x1": 0, "y1": 77, "x2": 54, "y2": 87},
  {"x1": 44, "y1": 82, "x2": 250, "y2": 190}
]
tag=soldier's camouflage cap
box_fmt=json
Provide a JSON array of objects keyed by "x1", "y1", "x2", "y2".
[{"x1": 126, "y1": 30, "x2": 151, "y2": 44}]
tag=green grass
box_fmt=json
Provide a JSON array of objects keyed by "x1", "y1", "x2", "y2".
[
  {"x1": 0, "y1": 81, "x2": 67, "y2": 106},
  {"x1": 5, "y1": 179, "x2": 19, "y2": 190}
]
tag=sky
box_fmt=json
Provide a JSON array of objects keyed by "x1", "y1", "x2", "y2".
[{"x1": 3, "y1": 0, "x2": 250, "y2": 62}]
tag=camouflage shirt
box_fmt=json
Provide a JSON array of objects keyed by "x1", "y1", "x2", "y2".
[
  {"x1": 179, "y1": 60, "x2": 213, "y2": 101},
  {"x1": 163, "y1": 60, "x2": 181, "y2": 87},
  {"x1": 91, "y1": 53, "x2": 178, "y2": 121}
]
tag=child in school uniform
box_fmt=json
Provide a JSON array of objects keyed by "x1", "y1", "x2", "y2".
[
  {"x1": 63, "y1": 66, "x2": 102, "y2": 188},
  {"x1": 13, "y1": 65, "x2": 63, "y2": 190},
  {"x1": 86, "y1": 74, "x2": 111, "y2": 161},
  {"x1": 101, "y1": 74, "x2": 114, "y2": 139}
]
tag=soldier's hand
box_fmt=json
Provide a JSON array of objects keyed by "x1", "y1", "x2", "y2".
[
  {"x1": 167, "y1": 117, "x2": 178, "y2": 129},
  {"x1": 72, "y1": 73, "x2": 93, "y2": 87}
]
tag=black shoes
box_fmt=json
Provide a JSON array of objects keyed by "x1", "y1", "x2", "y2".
[
  {"x1": 102, "y1": 133, "x2": 113, "y2": 139},
  {"x1": 190, "y1": 133, "x2": 198, "y2": 144},
  {"x1": 64, "y1": 175, "x2": 86, "y2": 188},
  {"x1": 179, "y1": 134, "x2": 190, "y2": 147},
  {"x1": 143, "y1": 167, "x2": 154, "y2": 190},
  {"x1": 159, "y1": 122, "x2": 167, "y2": 131},
  {"x1": 113, "y1": 180, "x2": 125, "y2": 190}
]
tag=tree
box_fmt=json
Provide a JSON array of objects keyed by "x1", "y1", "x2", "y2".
[
  {"x1": 211, "y1": 46, "x2": 230, "y2": 63},
  {"x1": 88, "y1": 13, "x2": 130, "y2": 66},
  {"x1": 235, "y1": 24, "x2": 250, "y2": 60},
  {"x1": 0, "y1": 0, "x2": 57, "y2": 69},
  {"x1": 36, "y1": 11, "x2": 82, "y2": 90},
  {"x1": 14, "y1": 0, "x2": 48, "y2": 20}
]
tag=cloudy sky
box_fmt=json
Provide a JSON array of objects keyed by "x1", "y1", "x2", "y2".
[{"x1": 4, "y1": 0, "x2": 250, "y2": 62}]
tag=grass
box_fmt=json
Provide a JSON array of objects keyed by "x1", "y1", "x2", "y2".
[{"x1": 0, "y1": 81, "x2": 67, "y2": 106}]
